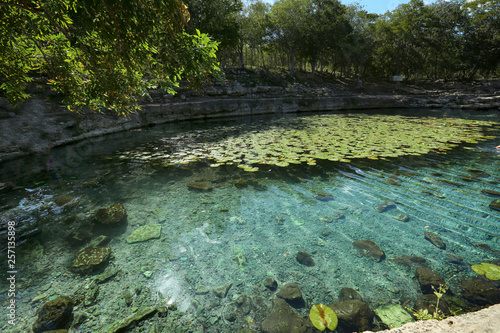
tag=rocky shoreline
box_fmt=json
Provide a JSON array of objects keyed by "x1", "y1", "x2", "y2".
[{"x1": 1, "y1": 77, "x2": 500, "y2": 163}]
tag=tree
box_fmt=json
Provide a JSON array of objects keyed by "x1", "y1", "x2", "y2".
[
  {"x1": 0, "y1": 0, "x2": 220, "y2": 115},
  {"x1": 185, "y1": 0, "x2": 242, "y2": 65},
  {"x1": 240, "y1": 0, "x2": 271, "y2": 68},
  {"x1": 269, "y1": 0, "x2": 310, "y2": 76},
  {"x1": 460, "y1": 0, "x2": 500, "y2": 78}
]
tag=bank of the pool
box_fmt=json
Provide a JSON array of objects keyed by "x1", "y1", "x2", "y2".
[
  {"x1": 1, "y1": 93, "x2": 499, "y2": 162},
  {"x1": 364, "y1": 303, "x2": 500, "y2": 333}
]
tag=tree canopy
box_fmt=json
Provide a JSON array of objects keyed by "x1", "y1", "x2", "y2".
[
  {"x1": 1, "y1": 0, "x2": 499, "y2": 115},
  {"x1": 0, "y1": 0, "x2": 220, "y2": 114}
]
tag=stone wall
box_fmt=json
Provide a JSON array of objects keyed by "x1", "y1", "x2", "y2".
[{"x1": 1, "y1": 90, "x2": 499, "y2": 162}]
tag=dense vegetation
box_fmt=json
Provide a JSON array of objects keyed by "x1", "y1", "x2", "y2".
[
  {"x1": 0, "y1": 0, "x2": 220, "y2": 114},
  {"x1": 228, "y1": 0, "x2": 499, "y2": 81},
  {"x1": 1, "y1": 0, "x2": 499, "y2": 114}
]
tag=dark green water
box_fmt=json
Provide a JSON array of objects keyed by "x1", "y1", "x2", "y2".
[{"x1": 1, "y1": 109, "x2": 499, "y2": 332}]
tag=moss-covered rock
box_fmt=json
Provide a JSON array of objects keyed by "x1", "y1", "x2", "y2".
[
  {"x1": 373, "y1": 304, "x2": 414, "y2": 329},
  {"x1": 94, "y1": 203, "x2": 127, "y2": 224},
  {"x1": 70, "y1": 246, "x2": 111, "y2": 274},
  {"x1": 32, "y1": 296, "x2": 74, "y2": 333},
  {"x1": 126, "y1": 224, "x2": 162, "y2": 243}
]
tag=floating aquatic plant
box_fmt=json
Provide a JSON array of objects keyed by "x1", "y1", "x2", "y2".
[
  {"x1": 117, "y1": 114, "x2": 498, "y2": 171},
  {"x1": 309, "y1": 303, "x2": 338, "y2": 331},
  {"x1": 471, "y1": 262, "x2": 500, "y2": 280}
]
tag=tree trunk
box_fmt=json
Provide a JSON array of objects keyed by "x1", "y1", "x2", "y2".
[
  {"x1": 239, "y1": 40, "x2": 245, "y2": 69},
  {"x1": 290, "y1": 48, "x2": 295, "y2": 77}
]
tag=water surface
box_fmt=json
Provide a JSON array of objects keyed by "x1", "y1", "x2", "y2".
[{"x1": 1, "y1": 109, "x2": 499, "y2": 332}]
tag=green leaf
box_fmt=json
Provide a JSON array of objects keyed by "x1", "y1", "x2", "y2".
[{"x1": 309, "y1": 304, "x2": 338, "y2": 331}]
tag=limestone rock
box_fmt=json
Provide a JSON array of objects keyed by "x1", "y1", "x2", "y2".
[
  {"x1": 424, "y1": 231, "x2": 446, "y2": 249},
  {"x1": 314, "y1": 193, "x2": 334, "y2": 202},
  {"x1": 373, "y1": 304, "x2": 414, "y2": 329},
  {"x1": 489, "y1": 199, "x2": 500, "y2": 211},
  {"x1": 264, "y1": 277, "x2": 278, "y2": 291},
  {"x1": 70, "y1": 246, "x2": 111, "y2": 274},
  {"x1": 460, "y1": 277, "x2": 500, "y2": 306},
  {"x1": 66, "y1": 230, "x2": 91, "y2": 246},
  {"x1": 352, "y1": 239, "x2": 385, "y2": 261},
  {"x1": 187, "y1": 181, "x2": 212, "y2": 191},
  {"x1": 374, "y1": 201, "x2": 396, "y2": 212},
  {"x1": 88, "y1": 235, "x2": 110, "y2": 247},
  {"x1": 481, "y1": 189, "x2": 500, "y2": 197},
  {"x1": 54, "y1": 196, "x2": 77, "y2": 207},
  {"x1": 213, "y1": 282, "x2": 232, "y2": 298},
  {"x1": 295, "y1": 250, "x2": 315, "y2": 267},
  {"x1": 276, "y1": 283, "x2": 305, "y2": 308},
  {"x1": 338, "y1": 287, "x2": 363, "y2": 302},
  {"x1": 329, "y1": 299, "x2": 374, "y2": 332},
  {"x1": 101, "y1": 306, "x2": 156, "y2": 333},
  {"x1": 32, "y1": 296, "x2": 74, "y2": 333},
  {"x1": 415, "y1": 267, "x2": 446, "y2": 294},
  {"x1": 389, "y1": 255, "x2": 428, "y2": 268},
  {"x1": 126, "y1": 224, "x2": 161, "y2": 243},
  {"x1": 446, "y1": 253, "x2": 465, "y2": 265},
  {"x1": 94, "y1": 203, "x2": 127, "y2": 224},
  {"x1": 261, "y1": 298, "x2": 308, "y2": 333}
]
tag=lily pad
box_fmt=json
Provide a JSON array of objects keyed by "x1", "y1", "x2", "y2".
[
  {"x1": 309, "y1": 303, "x2": 338, "y2": 331},
  {"x1": 471, "y1": 262, "x2": 500, "y2": 280},
  {"x1": 117, "y1": 114, "x2": 498, "y2": 171}
]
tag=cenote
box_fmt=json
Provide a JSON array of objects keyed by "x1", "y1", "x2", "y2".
[{"x1": 1, "y1": 108, "x2": 500, "y2": 332}]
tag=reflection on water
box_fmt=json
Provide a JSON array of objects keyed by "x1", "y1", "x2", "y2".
[{"x1": 1, "y1": 109, "x2": 499, "y2": 332}]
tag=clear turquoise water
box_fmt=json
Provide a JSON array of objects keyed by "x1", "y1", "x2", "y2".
[{"x1": 1, "y1": 109, "x2": 499, "y2": 332}]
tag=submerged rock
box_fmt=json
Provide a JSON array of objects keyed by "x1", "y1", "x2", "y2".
[
  {"x1": 373, "y1": 304, "x2": 414, "y2": 329},
  {"x1": 415, "y1": 267, "x2": 446, "y2": 294},
  {"x1": 94, "y1": 203, "x2": 127, "y2": 224},
  {"x1": 295, "y1": 250, "x2": 315, "y2": 267},
  {"x1": 276, "y1": 283, "x2": 305, "y2": 308},
  {"x1": 101, "y1": 306, "x2": 156, "y2": 333},
  {"x1": 489, "y1": 199, "x2": 500, "y2": 211},
  {"x1": 329, "y1": 299, "x2": 374, "y2": 332},
  {"x1": 414, "y1": 294, "x2": 451, "y2": 316},
  {"x1": 54, "y1": 196, "x2": 77, "y2": 207},
  {"x1": 264, "y1": 277, "x2": 278, "y2": 291},
  {"x1": 126, "y1": 224, "x2": 162, "y2": 243},
  {"x1": 424, "y1": 231, "x2": 446, "y2": 249},
  {"x1": 389, "y1": 255, "x2": 428, "y2": 268},
  {"x1": 352, "y1": 239, "x2": 385, "y2": 261},
  {"x1": 233, "y1": 252, "x2": 247, "y2": 270},
  {"x1": 66, "y1": 230, "x2": 91, "y2": 246},
  {"x1": 314, "y1": 193, "x2": 334, "y2": 202},
  {"x1": 446, "y1": 253, "x2": 465, "y2": 265},
  {"x1": 32, "y1": 296, "x2": 74, "y2": 333},
  {"x1": 481, "y1": 189, "x2": 500, "y2": 197},
  {"x1": 460, "y1": 276, "x2": 500, "y2": 306},
  {"x1": 396, "y1": 213, "x2": 410, "y2": 222},
  {"x1": 338, "y1": 287, "x2": 363, "y2": 302},
  {"x1": 213, "y1": 282, "x2": 232, "y2": 298},
  {"x1": 374, "y1": 201, "x2": 396, "y2": 213},
  {"x1": 70, "y1": 246, "x2": 111, "y2": 274},
  {"x1": 187, "y1": 181, "x2": 212, "y2": 191},
  {"x1": 261, "y1": 298, "x2": 308, "y2": 333}
]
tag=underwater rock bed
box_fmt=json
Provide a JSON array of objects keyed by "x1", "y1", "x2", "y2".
[{"x1": 0, "y1": 110, "x2": 500, "y2": 332}]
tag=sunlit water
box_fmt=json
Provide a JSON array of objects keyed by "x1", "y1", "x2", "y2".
[{"x1": 1, "y1": 109, "x2": 499, "y2": 332}]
